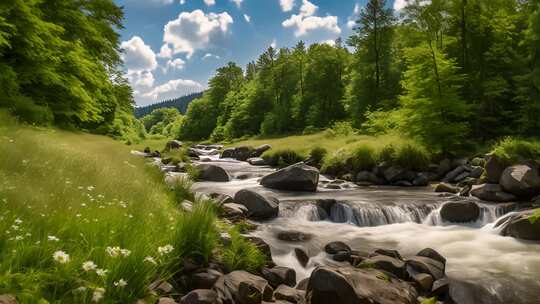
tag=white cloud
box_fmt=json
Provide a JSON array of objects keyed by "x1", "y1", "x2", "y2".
[
  {"x1": 204, "y1": 0, "x2": 215, "y2": 6},
  {"x1": 166, "y1": 58, "x2": 186, "y2": 71},
  {"x1": 270, "y1": 38, "x2": 277, "y2": 48},
  {"x1": 202, "y1": 53, "x2": 221, "y2": 60},
  {"x1": 354, "y1": 3, "x2": 361, "y2": 15},
  {"x1": 180, "y1": 0, "x2": 186, "y2": 4},
  {"x1": 347, "y1": 20, "x2": 356, "y2": 29},
  {"x1": 120, "y1": 36, "x2": 157, "y2": 72},
  {"x1": 299, "y1": 0, "x2": 317, "y2": 17},
  {"x1": 126, "y1": 70, "x2": 155, "y2": 89},
  {"x1": 393, "y1": 0, "x2": 407, "y2": 11},
  {"x1": 243, "y1": 14, "x2": 251, "y2": 23},
  {"x1": 142, "y1": 79, "x2": 204, "y2": 101},
  {"x1": 321, "y1": 39, "x2": 335, "y2": 46},
  {"x1": 282, "y1": 14, "x2": 341, "y2": 37},
  {"x1": 158, "y1": 44, "x2": 173, "y2": 58},
  {"x1": 231, "y1": 0, "x2": 242, "y2": 8},
  {"x1": 347, "y1": 3, "x2": 361, "y2": 29},
  {"x1": 162, "y1": 10, "x2": 233, "y2": 58},
  {"x1": 279, "y1": 0, "x2": 294, "y2": 12}
]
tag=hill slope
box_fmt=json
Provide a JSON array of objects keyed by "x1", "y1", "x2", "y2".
[{"x1": 134, "y1": 92, "x2": 203, "y2": 118}]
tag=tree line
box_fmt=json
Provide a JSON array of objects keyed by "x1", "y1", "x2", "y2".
[{"x1": 178, "y1": 0, "x2": 540, "y2": 154}]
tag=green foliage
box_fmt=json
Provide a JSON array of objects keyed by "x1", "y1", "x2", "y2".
[
  {"x1": 421, "y1": 297, "x2": 437, "y2": 304},
  {"x1": 141, "y1": 108, "x2": 182, "y2": 138},
  {"x1": 221, "y1": 228, "x2": 266, "y2": 273},
  {"x1": 309, "y1": 146, "x2": 328, "y2": 166},
  {"x1": 262, "y1": 149, "x2": 305, "y2": 168},
  {"x1": 324, "y1": 121, "x2": 358, "y2": 138},
  {"x1": 490, "y1": 137, "x2": 540, "y2": 163},
  {"x1": 528, "y1": 210, "x2": 540, "y2": 224},
  {"x1": 350, "y1": 146, "x2": 378, "y2": 172},
  {"x1": 393, "y1": 144, "x2": 430, "y2": 171},
  {"x1": 171, "y1": 176, "x2": 195, "y2": 204}
]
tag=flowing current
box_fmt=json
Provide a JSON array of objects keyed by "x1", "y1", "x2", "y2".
[{"x1": 192, "y1": 158, "x2": 540, "y2": 304}]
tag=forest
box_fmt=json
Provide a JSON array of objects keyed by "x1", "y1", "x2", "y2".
[{"x1": 168, "y1": 0, "x2": 540, "y2": 155}]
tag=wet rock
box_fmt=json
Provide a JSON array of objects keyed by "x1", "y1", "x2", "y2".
[
  {"x1": 277, "y1": 231, "x2": 313, "y2": 242},
  {"x1": 332, "y1": 251, "x2": 351, "y2": 262},
  {"x1": 306, "y1": 266, "x2": 418, "y2": 304},
  {"x1": 500, "y1": 164, "x2": 540, "y2": 198},
  {"x1": 324, "y1": 241, "x2": 351, "y2": 254},
  {"x1": 196, "y1": 164, "x2": 231, "y2": 182},
  {"x1": 417, "y1": 248, "x2": 446, "y2": 267},
  {"x1": 165, "y1": 140, "x2": 183, "y2": 151},
  {"x1": 324, "y1": 184, "x2": 341, "y2": 190},
  {"x1": 434, "y1": 183, "x2": 459, "y2": 194},
  {"x1": 260, "y1": 163, "x2": 319, "y2": 192},
  {"x1": 383, "y1": 166, "x2": 409, "y2": 183},
  {"x1": 248, "y1": 157, "x2": 267, "y2": 166},
  {"x1": 412, "y1": 273, "x2": 434, "y2": 292},
  {"x1": 443, "y1": 165, "x2": 469, "y2": 183},
  {"x1": 294, "y1": 248, "x2": 310, "y2": 267},
  {"x1": 470, "y1": 184, "x2": 517, "y2": 202},
  {"x1": 251, "y1": 144, "x2": 272, "y2": 158},
  {"x1": 373, "y1": 249, "x2": 402, "y2": 260},
  {"x1": 296, "y1": 278, "x2": 309, "y2": 291},
  {"x1": 246, "y1": 236, "x2": 273, "y2": 262},
  {"x1": 459, "y1": 184, "x2": 471, "y2": 197},
  {"x1": 274, "y1": 285, "x2": 304, "y2": 303},
  {"x1": 431, "y1": 277, "x2": 450, "y2": 298},
  {"x1": 501, "y1": 209, "x2": 540, "y2": 241},
  {"x1": 437, "y1": 159, "x2": 452, "y2": 177},
  {"x1": 440, "y1": 201, "x2": 480, "y2": 223},
  {"x1": 363, "y1": 255, "x2": 406, "y2": 279},
  {"x1": 233, "y1": 146, "x2": 253, "y2": 161},
  {"x1": 222, "y1": 203, "x2": 248, "y2": 219},
  {"x1": 356, "y1": 171, "x2": 384, "y2": 185},
  {"x1": 413, "y1": 174, "x2": 429, "y2": 187},
  {"x1": 213, "y1": 271, "x2": 273, "y2": 304},
  {"x1": 189, "y1": 269, "x2": 223, "y2": 290},
  {"x1": 181, "y1": 289, "x2": 218, "y2": 304},
  {"x1": 221, "y1": 148, "x2": 236, "y2": 159},
  {"x1": 469, "y1": 166, "x2": 484, "y2": 179},
  {"x1": 149, "y1": 280, "x2": 174, "y2": 294},
  {"x1": 485, "y1": 155, "x2": 508, "y2": 183},
  {"x1": 234, "y1": 189, "x2": 279, "y2": 220},
  {"x1": 406, "y1": 256, "x2": 445, "y2": 280},
  {"x1": 315, "y1": 199, "x2": 336, "y2": 216},
  {"x1": 209, "y1": 193, "x2": 234, "y2": 207},
  {"x1": 394, "y1": 180, "x2": 413, "y2": 187},
  {"x1": 262, "y1": 267, "x2": 297, "y2": 288}
]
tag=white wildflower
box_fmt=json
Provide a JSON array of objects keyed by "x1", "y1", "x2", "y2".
[
  {"x1": 82, "y1": 261, "x2": 97, "y2": 272},
  {"x1": 76, "y1": 286, "x2": 87, "y2": 292},
  {"x1": 120, "y1": 248, "x2": 131, "y2": 257},
  {"x1": 158, "y1": 245, "x2": 174, "y2": 256},
  {"x1": 53, "y1": 251, "x2": 70, "y2": 264},
  {"x1": 48, "y1": 235, "x2": 60, "y2": 242},
  {"x1": 95, "y1": 268, "x2": 108, "y2": 277},
  {"x1": 92, "y1": 288, "x2": 105, "y2": 302},
  {"x1": 87, "y1": 186, "x2": 95, "y2": 191},
  {"x1": 14, "y1": 218, "x2": 23, "y2": 224},
  {"x1": 144, "y1": 256, "x2": 157, "y2": 265},
  {"x1": 114, "y1": 279, "x2": 127, "y2": 288},
  {"x1": 106, "y1": 246, "x2": 130, "y2": 257}
]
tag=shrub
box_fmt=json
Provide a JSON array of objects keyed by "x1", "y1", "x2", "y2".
[
  {"x1": 324, "y1": 121, "x2": 357, "y2": 138},
  {"x1": 378, "y1": 144, "x2": 396, "y2": 164},
  {"x1": 170, "y1": 201, "x2": 218, "y2": 266},
  {"x1": 309, "y1": 146, "x2": 328, "y2": 167},
  {"x1": 490, "y1": 137, "x2": 540, "y2": 163},
  {"x1": 302, "y1": 125, "x2": 320, "y2": 135},
  {"x1": 321, "y1": 149, "x2": 351, "y2": 176},
  {"x1": 221, "y1": 228, "x2": 266, "y2": 273},
  {"x1": 262, "y1": 149, "x2": 305, "y2": 168},
  {"x1": 393, "y1": 144, "x2": 430, "y2": 171},
  {"x1": 350, "y1": 146, "x2": 377, "y2": 172}
]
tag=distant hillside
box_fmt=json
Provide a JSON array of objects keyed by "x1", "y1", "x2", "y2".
[{"x1": 134, "y1": 92, "x2": 203, "y2": 118}]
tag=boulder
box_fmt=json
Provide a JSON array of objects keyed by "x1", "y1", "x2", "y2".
[
  {"x1": 434, "y1": 183, "x2": 459, "y2": 194},
  {"x1": 261, "y1": 163, "x2": 319, "y2": 192},
  {"x1": 406, "y1": 256, "x2": 445, "y2": 280},
  {"x1": 437, "y1": 159, "x2": 452, "y2": 177},
  {"x1": 412, "y1": 273, "x2": 434, "y2": 292},
  {"x1": 469, "y1": 166, "x2": 484, "y2": 179},
  {"x1": 485, "y1": 155, "x2": 508, "y2": 183},
  {"x1": 213, "y1": 271, "x2": 273, "y2": 304},
  {"x1": 501, "y1": 209, "x2": 540, "y2": 241},
  {"x1": 470, "y1": 184, "x2": 517, "y2": 202},
  {"x1": 221, "y1": 148, "x2": 236, "y2": 159},
  {"x1": 443, "y1": 165, "x2": 469, "y2": 183},
  {"x1": 324, "y1": 241, "x2": 351, "y2": 254},
  {"x1": 234, "y1": 146, "x2": 253, "y2": 161},
  {"x1": 296, "y1": 278, "x2": 309, "y2": 291},
  {"x1": 383, "y1": 166, "x2": 409, "y2": 183},
  {"x1": 277, "y1": 231, "x2": 313, "y2": 242},
  {"x1": 500, "y1": 164, "x2": 540, "y2": 198},
  {"x1": 221, "y1": 203, "x2": 248, "y2": 219},
  {"x1": 356, "y1": 171, "x2": 384, "y2": 185},
  {"x1": 248, "y1": 158, "x2": 267, "y2": 166},
  {"x1": 440, "y1": 201, "x2": 480, "y2": 223},
  {"x1": 251, "y1": 144, "x2": 272, "y2": 158},
  {"x1": 181, "y1": 289, "x2": 218, "y2": 304},
  {"x1": 373, "y1": 249, "x2": 402, "y2": 260},
  {"x1": 234, "y1": 189, "x2": 279, "y2": 220},
  {"x1": 189, "y1": 269, "x2": 223, "y2": 290},
  {"x1": 412, "y1": 174, "x2": 429, "y2": 187},
  {"x1": 306, "y1": 267, "x2": 418, "y2": 304},
  {"x1": 262, "y1": 266, "x2": 296, "y2": 288},
  {"x1": 332, "y1": 251, "x2": 351, "y2": 262},
  {"x1": 431, "y1": 277, "x2": 450, "y2": 298},
  {"x1": 416, "y1": 248, "x2": 446, "y2": 267},
  {"x1": 274, "y1": 285, "x2": 304, "y2": 303},
  {"x1": 165, "y1": 140, "x2": 183, "y2": 151},
  {"x1": 294, "y1": 248, "x2": 310, "y2": 267},
  {"x1": 196, "y1": 164, "x2": 230, "y2": 182},
  {"x1": 363, "y1": 255, "x2": 406, "y2": 279}
]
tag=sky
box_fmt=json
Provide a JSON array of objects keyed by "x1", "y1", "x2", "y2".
[{"x1": 115, "y1": 0, "x2": 407, "y2": 106}]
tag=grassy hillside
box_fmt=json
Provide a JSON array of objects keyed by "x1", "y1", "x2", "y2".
[{"x1": 0, "y1": 113, "x2": 184, "y2": 303}]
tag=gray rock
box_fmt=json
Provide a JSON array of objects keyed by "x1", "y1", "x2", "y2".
[
  {"x1": 438, "y1": 159, "x2": 452, "y2": 177},
  {"x1": 413, "y1": 273, "x2": 434, "y2": 292},
  {"x1": 434, "y1": 183, "x2": 459, "y2": 194},
  {"x1": 470, "y1": 184, "x2": 517, "y2": 202},
  {"x1": 248, "y1": 157, "x2": 267, "y2": 166},
  {"x1": 417, "y1": 248, "x2": 446, "y2": 267},
  {"x1": 234, "y1": 146, "x2": 253, "y2": 161},
  {"x1": 213, "y1": 271, "x2": 273, "y2": 304},
  {"x1": 222, "y1": 203, "x2": 248, "y2": 219},
  {"x1": 294, "y1": 248, "x2": 310, "y2": 267},
  {"x1": 306, "y1": 266, "x2": 418, "y2": 304},
  {"x1": 296, "y1": 278, "x2": 309, "y2": 291},
  {"x1": 383, "y1": 166, "x2": 408, "y2": 183},
  {"x1": 485, "y1": 155, "x2": 508, "y2": 183},
  {"x1": 406, "y1": 256, "x2": 445, "y2": 280},
  {"x1": 324, "y1": 241, "x2": 351, "y2": 254},
  {"x1": 245, "y1": 236, "x2": 273, "y2": 262},
  {"x1": 332, "y1": 251, "x2": 351, "y2": 262},
  {"x1": 500, "y1": 164, "x2": 540, "y2": 198},
  {"x1": 181, "y1": 289, "x2": 218, "y2": 304},
  {"x1": 260, "y1": 163, "x2": 319, "y2": 192},
  {"x1": 363, "y1": 255, "x2": 406, "y2": 279},
  {"x1": 373, "y1": 249, "x2": 402, "y2": 260},
  {"x1": 443, "y1": 165, "x2": 469, "y2": 183},
  {"x1": 394, "y1": 180, "x2": 413, "y2": 187},
  {"x1": 277, "y1": 231, "x2": 313, "y2": 242},
  {"x1": 469, "y1": 166, "x2": 484, "y2": 178},
  {"x1": 412, "y1": 173, "x2": 429, "y2": 187},
  {"x1": 501, "y1": 209, "x2": 540, "y2": 241},
  {"x1": 251, "y1": 144, "x2": 272, "y2": 158},
  {"x1": 196, "y1": 164, "x2": 230, "y2": 182},
  {"x1": 189, "y1": 269, "x2": 223, "y2": 290},
  {"x1": 234, "y1": 189, "x2": 279, "y2": 220},
  {"x1": 431, "y1": 277, "x2": 450, "y2": 298},
  {"x1": 165, "y1": 140, "x2": 183, "y2": 151},
  {"x1": 262, "y1": 267, "x2": 296, "y2": 288},
  {"x1": 274, "y1": 285, "x2": 304, "y2": 303},
  {"x1": 356, "y1": 171, "x2": 384, "y2": 185},
  {"x1": 221, "y1": 148, "x2": 236, "y2": 159},
  {"x1": 440, "y1": 201, "x2": 480, "y2": 223}
]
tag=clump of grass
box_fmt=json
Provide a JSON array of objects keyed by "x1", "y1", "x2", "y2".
[
  {"x1": 393, "y1": 144, "x2": 430, "y2": 171},
  {"x1": 170, "y1": 201, "x2": 218, "y2": 267},
  {"x1": 309, "y1": 146, "x2": 327, "y2": 167},
  {"x1": 350, "y1": 146, "x2": 377, "y2": 172},
  {"x1": 221, "y1": 228, "x2": 266, "y2": 273},
  {"x1": 528, "y1": 209, "x2": 540, "y2": 224},
  {"x1": 490, "y1": 137, "x2": 540, "y2": 164},
  {"x1": 171, "y1": 176, "x2": 195, "y2": 203},
  {"x1": 262, "y1": 149, "x2": 305, "y2": 168}
]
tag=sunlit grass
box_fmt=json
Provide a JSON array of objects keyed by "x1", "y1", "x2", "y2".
[{"x1": 0, "y1": 112, "x2": 181, "y2": 303}]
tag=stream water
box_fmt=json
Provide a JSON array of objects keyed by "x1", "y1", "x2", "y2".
[{"x1": 192, "y1": 158, "x2": 540, "y2": 304}]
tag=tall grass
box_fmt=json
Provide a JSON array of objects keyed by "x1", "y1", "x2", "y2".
[
  {"x1": 221, "y1": 228, "x2": 266, "y2": 273},
  {"x1": 0, "y1": 112, "x2": 207, "y2": 303}
]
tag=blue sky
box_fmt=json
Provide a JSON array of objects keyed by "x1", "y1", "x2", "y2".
[{"x1": 115, "y1": 0, "x2": 405, "y2": 106}]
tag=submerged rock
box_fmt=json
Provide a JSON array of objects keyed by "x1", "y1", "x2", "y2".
[
  {"x1": 440, "y1": 201, "x2": 480, "y2": 223},
  {"x1": 234, "y1": 189, "x2": 279, "y2": 220},
  {"x1": 260, "y1": 163, "x2": 319, "y2": 192},
  {"x1": 306, "y1": 266, "x2": 418, "y2": 304},
  {"x1": 324, "y1": 241, "x2": 351, "y2": 254},
  {"x1": 500, "y1": 209, "x2": 540, "y2": 241},
  {"x1": 248, "y1": 157, "x2": 267, "y2": 166},
  {"x1": 500, "y1": 164, "x2": 540, "y2": 198}
]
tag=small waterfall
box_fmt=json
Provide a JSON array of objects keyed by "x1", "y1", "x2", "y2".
[
  {"x1": 329, "y1": 202, "x2": 441, "y2": 227},
  {"x1": 424, "y1": 203, "x2": 517, "y2": 227},
  {"x1": 279, "y1": 204, "x2": 323, "y2": 221}
]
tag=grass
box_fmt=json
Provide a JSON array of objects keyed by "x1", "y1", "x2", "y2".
[
  {"x1": 0, "y1": 112, "x2": 210, "y2": 303},
  {"x1": 490, "y1": 137, "x2": 540, "y2": 164},
  {"x1": 220, "y1": 228, "x2": 266, "y2": 273}
]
